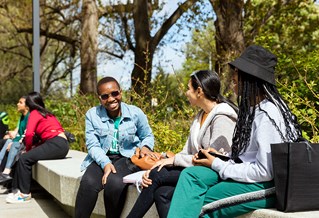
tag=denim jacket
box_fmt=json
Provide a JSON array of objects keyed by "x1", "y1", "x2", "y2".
[{"x1": 80, "y1": 102, "x2": 154, "y2": 171}]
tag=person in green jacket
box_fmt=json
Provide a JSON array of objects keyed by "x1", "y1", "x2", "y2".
[{"x1": 0, "y1": 96, "x2": 29, "y2": 184}]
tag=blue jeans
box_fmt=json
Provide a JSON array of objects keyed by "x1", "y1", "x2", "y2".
[{"x1": 0, "y1": 139, "x2": 23, "y2": 170}]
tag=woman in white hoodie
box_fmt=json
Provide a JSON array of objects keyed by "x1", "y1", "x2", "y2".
[{"x1": 127, "y1": 70, "x2": 238, "y2": 218}]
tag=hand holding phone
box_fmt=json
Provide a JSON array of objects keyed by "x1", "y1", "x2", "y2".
[{"x1": 197, "y1": 150, "x2": 230, "y2": 161}]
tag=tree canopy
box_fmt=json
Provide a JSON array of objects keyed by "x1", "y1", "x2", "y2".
[
  {"x1": 0, "y1": 0, "x2": 318, "y2": 103},
  {"x1": 0, "y1": 0, "x2": 318, "y2": 150}
]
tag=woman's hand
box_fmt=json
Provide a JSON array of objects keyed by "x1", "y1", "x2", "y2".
[
  {"x1": 139, "y1": 146, "x2": 161, "y2": 159},
  {"x1": 102, "y1": 163, "x2": 116, "y2": 185},
  {"x1": 151, "y1": 157, "x2": 174, "y2": 172},
  {"x1": 140, "y1": 156, "x2": 175, "y2": 188},
  {"x1": 193, "y1": 149, "x2": 215, "y2": 167},
  {"x1": 3, "y1": 131, "x2": 14, "y2": 139},
  {"x1": 8, "y1": 130, "x2": 17, "y2": 139},
  {"x1": 208, "y1": 147, "x2": 220, "y2": 154},
  {"x1": 141, "y1": 170, "x2": 152, "y2": 188}
]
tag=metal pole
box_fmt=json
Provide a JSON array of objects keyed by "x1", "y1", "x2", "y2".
[{"x1": 33, "y1": 0, "x2": 40, "y2": 92}]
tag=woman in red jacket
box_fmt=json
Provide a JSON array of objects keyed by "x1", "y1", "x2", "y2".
[{"x1": 5, "y1": 92, "x2": 69, "y2": 203}]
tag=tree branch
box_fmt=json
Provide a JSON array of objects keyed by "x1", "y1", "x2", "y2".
[
  {"x1": 16, "y1": 28, "x2": 78, "y2": 46},
  {"x1": 98, "y1": 49, "x2": 124, "y2": 59},
  {"x1": 121, "y1": 15, "x2": 135, "y2": 51},
  {"x1": 0, "y1": 47, "x2": 31, "y2": 60},
  {"x1": 152, "y1": 0, "x2": 198, "y2": 48}
]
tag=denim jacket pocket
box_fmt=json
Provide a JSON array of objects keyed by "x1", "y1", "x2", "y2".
[
  {"x1": 121, "y1": 125, "x2": 137, "y2": 147},
  {"x1": 95, "y1": 128, "x2": 111, "y2": 149}
]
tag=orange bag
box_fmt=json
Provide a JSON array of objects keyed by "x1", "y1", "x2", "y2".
[{"x1": 131, "y1": 147, "x2": 174, "y2": 170}]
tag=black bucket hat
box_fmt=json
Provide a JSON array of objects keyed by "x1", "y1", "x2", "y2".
[{"x1": 229, "y1": 45, "x2": 277, "y2": 85}]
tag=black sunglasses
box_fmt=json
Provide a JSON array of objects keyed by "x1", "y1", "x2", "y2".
[{"x1": 99, "y1": 90, "x2": 120, "y2": 100}]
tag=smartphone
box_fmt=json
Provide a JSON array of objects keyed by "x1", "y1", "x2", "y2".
[{"x1": 197, "y1": 150, "x2": 230, "y2": 161}]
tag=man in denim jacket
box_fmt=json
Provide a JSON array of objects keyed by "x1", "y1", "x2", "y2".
[{"x1": 75, "y1": 76, "x2": 154, "y2": 218}]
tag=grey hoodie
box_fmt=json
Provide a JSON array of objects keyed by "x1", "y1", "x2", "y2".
[
  {"x1": 173, "y1": 102, "x2": 237, "y2": 167},
  {"x1": 212, "y1": 99, "x2": 287, "y2": 183}
]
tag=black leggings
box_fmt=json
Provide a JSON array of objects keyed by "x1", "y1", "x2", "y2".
[
  {"x1": 127, "y1": 166, "x2": 183, "y2": 218},
  {"x1": 75, "y1": 156, "x2": 140, "y2": 218},
  {"x1": 12, "y1": 136, "x2": 69, "y2": 193}
]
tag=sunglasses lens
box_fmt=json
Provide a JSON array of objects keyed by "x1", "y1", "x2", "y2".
[
  {"x1": 111, "y1": 91, "x2": 120, "y2": 97},
  {"x1": 100, "y1": 91, "x2": 120, "y2": 100},
  {"x1": 100, "y1": 94, "x2": 108, "y2": 100}
]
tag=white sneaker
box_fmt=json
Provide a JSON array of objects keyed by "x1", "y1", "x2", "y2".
[
  {"x1": 6, "y1": 189, "x2": 18, "y2": 197},
  {"x1": 6, "y1": 190, "x2": 31, "y2": 203},
  {"x1": 0, "y1": 185, "x2": 8, "y2": 194}
]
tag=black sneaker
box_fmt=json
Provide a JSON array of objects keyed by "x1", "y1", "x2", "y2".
[{"x1": 0, "y1": 173, "x2": 12, "y2": 184}]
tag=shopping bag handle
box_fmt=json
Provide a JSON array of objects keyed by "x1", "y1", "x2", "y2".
[{"x1": 297, "y1": 137, "x2": 314, "y2": 163}]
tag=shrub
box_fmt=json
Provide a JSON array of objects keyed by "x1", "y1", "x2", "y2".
[
  {"x1": 0, "y1": 103, "x2": 20, "y2": 130},
  {"x1": 123, "y1": 72, "x2": 196, "y2": 153},
  {"x1": 278, "y1": 76, "x2": 319, "y2": 143},
  {"x1": 2, "y1": 68, "x2": 317, "y2": 152},
  {"x1": 277, "y1": 50, "x2": 319, "y2": 143},
  {"x1": 46, "y1": 94, "x2": 98, "y2": 151}
]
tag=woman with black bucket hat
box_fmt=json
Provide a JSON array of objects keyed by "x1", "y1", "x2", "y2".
[{"x1": 167, "y1": 45, "x2": 302, "y2": 218}]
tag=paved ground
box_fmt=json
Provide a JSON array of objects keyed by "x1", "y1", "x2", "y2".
[{"x1": 0, "y1": 180, "x2": 70, "y2": 218}]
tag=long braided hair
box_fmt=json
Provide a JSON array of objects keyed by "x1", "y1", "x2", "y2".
[{"x1": 231, "y1": 70, "x2": 301, "y2": 159}]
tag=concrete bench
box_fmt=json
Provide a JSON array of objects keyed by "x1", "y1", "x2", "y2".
[
  {"x1": 32, "y1": 150, "x2": 158, "y2": 217},
  {"x1": 32, "y1": 150, "x2": 319, "y2": 218},
  {"x1": 239, "y1": 209, "x2": 319, "y2": 218}
]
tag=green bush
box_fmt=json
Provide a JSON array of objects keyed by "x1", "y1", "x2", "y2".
[
  {"x1": 123, "y1": 72, "x2": 196, "y2": 153},
  {"x1": 278, "y1": 76, "x2": 319, "y2": 143},
  {"x1": 2, "y1": 68, "x2": 317, "y2": 152},
  {"x1": 277, "y1": 50, "x2": 319, "y2": 143},
  {"x1": 0, "y1": 103, "x2": 20, "y2": 130},
  {"x1": 46, "y1": 94, "x2": 98, "y2": 151}
]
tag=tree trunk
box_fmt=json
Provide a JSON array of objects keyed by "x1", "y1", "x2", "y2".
[
  {"x1": 210, "y1": 0, "x2": 245, "y2": 94},
  {"x1": 80, "y1": 0, "x2": 98, "y2": 95},
  {"x1": 130, "y1": 0, "x2": 198, "y2": 96},
  {"x1": 131, "y1": 0, "x2": 153, "y2": 96}
]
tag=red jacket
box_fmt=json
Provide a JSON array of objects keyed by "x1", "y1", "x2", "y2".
[{"x1": 24, "y1": 110, "x2": 64, "y2": 151}]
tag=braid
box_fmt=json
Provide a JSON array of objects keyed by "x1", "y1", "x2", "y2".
[
  {"x1": 231, "y1": 74, "x2": 302, "y2": 160},
  {"x1": 263, "y1": 84, "x2": 301, "y2": 141},
  {"x1": 231, "y1": 78, "x2": 259, "y2": 159}
]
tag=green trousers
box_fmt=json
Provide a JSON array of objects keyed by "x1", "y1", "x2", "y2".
[{"x1": 167, "y1": 166, "x2": 275, "y2": 218}]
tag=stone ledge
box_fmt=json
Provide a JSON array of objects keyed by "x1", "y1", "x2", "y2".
[
  {"x1": 32, "y1": 150, "x2": 319, "y2": 218},
  {"x1": 239, "y1": 208, "x2": 319, "y2": 218},
  {"x1": 32, "y1": 150, "x2": 158, "y2": 218}
]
